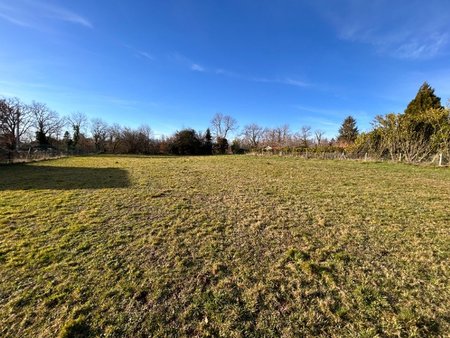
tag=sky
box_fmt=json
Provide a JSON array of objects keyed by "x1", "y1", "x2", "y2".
[{"x1": 1, "y1": 0, "x2": 450, "y2": 138}]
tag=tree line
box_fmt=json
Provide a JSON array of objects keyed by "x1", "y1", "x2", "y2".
[
  {"x1": 1, "y1": 82, "x2": 449, "y2": 163},
  {"x1": 0, "y1": 98, "x2": 353, "y2": 156},
  {"x1": 351, "y1": 83, "x2": 450, "y2": 163}
]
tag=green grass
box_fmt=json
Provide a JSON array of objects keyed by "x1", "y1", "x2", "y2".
[{"x1": 0, "y1": 155, "x2": 449, "y2": 337}]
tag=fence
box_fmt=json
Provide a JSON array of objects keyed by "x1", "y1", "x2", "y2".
[
  {"x1": 248, "y1": 149, "x2": 449, "y2": 166},
  {"x1": 1, "y1": 148, "x2": 447, "y2": 166},
  {"x1": 0, "y1": 149, "x2": 66, "y2": 164}
]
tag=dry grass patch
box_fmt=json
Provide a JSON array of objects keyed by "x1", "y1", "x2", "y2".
[{"x1": 0, "y1": 156, "x2": 449, "y2": 337}]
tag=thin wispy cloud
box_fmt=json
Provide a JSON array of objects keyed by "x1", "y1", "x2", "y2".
[
  {"x1": 0, "y1": 79, "x2": 57, "y2": 90},
  {"x1": 173, "y1": 54, "x2": 311, "y2": 88},
  {"x1": 191, "y1": 63, "x2": 205, "y2": 72},
  {"x1": 253, "y1": 77, "x2": 310, "y2": 87},
  {"x1": 213, "y1": 67, "x2": 310, "y2": 88},
  {"x1": 215, "y1": 68, "x2": 240, "y2": 77},
  {"x1": 315, "y1": 0, "x2": 450, "y2": 59},
  {"x1": 169, "y1": 52, "x2": 194, "y2": 67},
  {"x1": 0, "y1": 0, "x2": 93, "y2": 30},
  {"x1": 282, "y1": 78, "x2": 310, "y2": 87},
  {"x1": 178, "y1": 55, "x2": 311, "y2": 87},
  {"x1": 294, "y1": 104, "x2": 371, "y2": 123},
  {"x1": 0, "y1": 91, "x2": 17, "y2": 97},
  {"x1": 0, "y1": 11, "x2": 30, "y2": 27},
  {"x1": 169, "y1": 53, "x2": 206, "y2": 72},
  {"x1": 393, "y1": 33, "x2": 448, "y2": 59},
  {"x1": 137, "y1": 51, "x2": 154, "y2": 61},
  {"x1": 294, "y1": 105, "x2": 345, "y2": 118},
  {"x1": 124, "y1": 45, "x2": 154, "y2": 61},
  {"x1": 40, "y1": 3, "x2": 93, "y2": 29},
  {"x1": 0, "y1": 78, "x2": 153, "y2": 117},
  {"x1": 294, "y1": 106, "x2": 373, "y2": 136}
]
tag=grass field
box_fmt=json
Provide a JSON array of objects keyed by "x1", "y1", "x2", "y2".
[{"x1": 0, "y1": 156, "x2": 449, "y2": 337}]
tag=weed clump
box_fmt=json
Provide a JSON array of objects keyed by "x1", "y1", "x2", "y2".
[{"x1": 59, "y1": 316, "x2": 91, "y2": 338}]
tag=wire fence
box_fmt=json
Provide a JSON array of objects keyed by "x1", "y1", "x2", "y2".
[
  {"x1": 0, "y1": 149, "x2": 66, "y2": 164},
  {"x1": 1, "y1": 148, "x2": 448, "y2": 166},
  {"x1": 248, "y1": 149, "x2": 449, "y2": 166}
]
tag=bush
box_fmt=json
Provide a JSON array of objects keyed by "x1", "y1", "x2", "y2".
[
  {"x1": 215, "y1": 137, "x2": 229, "y2": 154},
  {"x1": 169, "y1": 129, "x2": 203, "y2": 155},
  {"x1": 230, "y1": 139, "x2": 245, "y2": 154}
]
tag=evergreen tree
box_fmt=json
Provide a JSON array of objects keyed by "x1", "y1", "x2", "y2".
[
  {"x1": 63, "y1": 131, "x2": 73, "y2": 152},
  {"x1": 404, "y1": 82, "x2": 444, "y2": 141},
  {"x1": 337, "y1": 116, "x2": 359, "y2": 144},
  {"x1": 73, "y1": 125, "x2": 80, "y2": 149},
  {"x1": 35, "y1": 130, "x2": 48, "y2": 149},
  {"x1": 204, "y1": 128, "x2": 213, "y2": 155},
  {"x1": 352, "y1": 82, "x2": 450, "y2": 163},
  {"x1": 404, "y1": 82, "x2": 442, "y2": 116},
  {"x1": 215, "y1": 137, "x2": 229, "y2": 154},
  {"x1": 169, "y1": 129, "x2": 202, "y2": 155}
]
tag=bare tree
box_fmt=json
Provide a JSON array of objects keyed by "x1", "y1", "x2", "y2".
[
  {"x1": 138, "y1": 124, "x2": 153, "y2": 139},
  {"x1": 211, "y1": 113, "x2": 223, "y2": 139},
  {"x1": 314, "y1": 129, "x2": 325, "y2": 146},
  {"x1": 67, "y1": 112, "x2": 88, "y2": 149},
  {"x1": 0, "y1": 97, "x2": 33, "y2": 150},
  {"x1": 210, "y1": 113, "x2": 237, "y2": 139},
  {"x1": 299, "y1": 125, "x2": 312, "y2": 147},
  {"x1": 263, "y1": 128, "x2": 277, "y2": 147},
  {"x1": 137, "y1": 124, "x2": 154, "y2": 153},
  {"x1": 242, "y1": 123, "x2": 264, "y2": 148},
  {"x1": 263, "y1": 125, "x2": 291, "y2": 147},
  {"x1": 31, "y1": 101, "x2": 63, "y2": 147},
  {"x1": 278, "y1": 124, "x2": 291, "y2": 146},
  {"x1": 91, "y1": 118, "x2": 108, "y2": 152},
  {"x1": 67, "y1": 112, "x2": 88, "y2": 129},
  {"x1": 0, "y1": 99, "x2": 10, "y2": 150},
  {"x1": 107, "y1": 123, "x2": 123, "y2": 153},
  {"x1": 119, "y1": 125, "x2": 153, "y2": 154}
]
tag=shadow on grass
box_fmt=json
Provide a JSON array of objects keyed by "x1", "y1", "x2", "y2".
[{"x1": 0, "y1": 165, "x2": 130, "y2": 190}]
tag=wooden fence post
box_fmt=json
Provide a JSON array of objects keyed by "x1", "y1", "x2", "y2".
[{"x1": 439, "y1": 153, "x2": 443, "y2": 167}]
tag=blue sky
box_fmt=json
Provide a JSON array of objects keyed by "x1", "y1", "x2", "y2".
[{"x1": 1, "y1": 0, "x2": 450, "y2": 138}]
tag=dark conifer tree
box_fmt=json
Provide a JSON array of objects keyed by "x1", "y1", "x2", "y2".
[
  {"x1": 404, "y1": 82, "x2": 442, "y2": 116},
  {"x1": 204, "y1": 128, "x2": 213, "y2": 155},
  {"x1": 404, "y1": 82, "x2": 444, "y2": 140},
  {"x1": 35, "y1": 130, "x2": 48, "y2": 149},
  {"x1": 337, "y1": 116, "x2": 359, "y2": 144}
]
